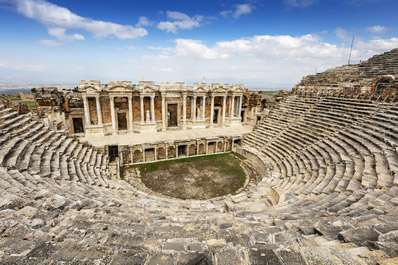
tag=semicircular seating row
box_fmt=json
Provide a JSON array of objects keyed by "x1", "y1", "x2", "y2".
[
  {"x1": 0, "y1": 101, "x2": 398, "y2": 264},
  {"x1": 242, "y1": 95, "x2": 398, "y2": 258}
]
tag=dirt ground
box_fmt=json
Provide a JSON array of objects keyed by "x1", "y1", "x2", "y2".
[{"x1": 137, "y1": 153, "x2": 246, "y2": 200}]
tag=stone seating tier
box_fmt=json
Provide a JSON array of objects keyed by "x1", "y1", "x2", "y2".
[{"x1": 1, "y1": 101, "x2": 398, "y2": 264}]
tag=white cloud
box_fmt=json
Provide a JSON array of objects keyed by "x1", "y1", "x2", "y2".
[
  {"x1": 136, "y1": 34, "x2": 398, "y2": 89},
  {"x1": 234, "y1": 4, "x2": 253, "y2": 18},
  {"x1": 15, "y1": 0, "x2": 147, "y2": 42},
  {"x1": 158, "y1": 11, "x2": 203, "y2": 33},
  {"x1": 284, "y1": 0, "x2": 318, "y2": 8},
  {"x1": 366, "y1": 25, "x2": 388, "y2": 34},
  {"x1": 335, "y1": 27, "x2": 353, "y2": 41},
  {"x1": 174, "y1": 35, "x2": 347, "y2": 60},
  {"x1": 48, "y1": 27, "x2": 85, "y2": 42},
  {"x1": 39, "y1": 39, "x2": 61, "y2": 47},
  {"x1": 136, "y1": 16, "x2": 153, "y2": 27},
  {"x1": 160, "y1": 67, "x2": 173, "y2": 72},
  {"x1": 220, "y1": 3, "x2": 254, "y2": 18}
]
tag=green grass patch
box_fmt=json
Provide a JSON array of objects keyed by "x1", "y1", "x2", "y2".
[{"x1": 120, "y1": 152, "x2": 247, "y2": 199}]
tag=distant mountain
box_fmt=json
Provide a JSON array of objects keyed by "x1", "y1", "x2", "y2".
[{"x1": 0, "y1": 88, "x2": 33, "y2": 95}]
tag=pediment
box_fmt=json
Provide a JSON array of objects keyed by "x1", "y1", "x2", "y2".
[
  {"x1": 142, "y1": 86, "x2": 155, "y2": 93},
  {"x1": 84, "y1": 87, "x2": 99, "y2": 93},
  {"x1": 214, "y1": 86, "x2": 228, "y2": 92},
  {"x1": 196, "y1": 87, "x2": 207, "y2": 92}
]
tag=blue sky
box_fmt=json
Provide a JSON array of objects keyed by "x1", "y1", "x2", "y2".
[{"x1": 0, "y1": 0, "x2": 397, "y2": 89}]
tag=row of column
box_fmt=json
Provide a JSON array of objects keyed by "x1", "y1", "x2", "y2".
[{"x1": 82, "y1": 93, "x2": 243, "y2": 131}]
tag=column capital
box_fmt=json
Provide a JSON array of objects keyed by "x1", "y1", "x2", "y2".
[{"x1": 150, "y1": 94, "x2": 155, "y2": 99}]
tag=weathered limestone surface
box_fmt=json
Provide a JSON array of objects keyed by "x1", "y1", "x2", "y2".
[
  {"x1": 1, "y1": 60, "x2": 398, "y2": 264},
  {"x1": 294, "y1": 48, "x2": 398, "y2": 95}
]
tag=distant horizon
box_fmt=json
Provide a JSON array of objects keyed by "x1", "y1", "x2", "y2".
[{"x1": 1, "y1": 0, "x2": 397, "y2": 89}]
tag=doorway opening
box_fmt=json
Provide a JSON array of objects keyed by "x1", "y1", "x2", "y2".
[
  {"x1": 72, "y1": 118, "x2": 84, "y2": 134},
  {"x1": 168, "y1": 104, "x2": 178, "y2": 127},
  {"x1": 108, "y1": 145, "x2": 119, "y2": 162},
  {"x1": 213, "y1": 109, "x2": 219, "y2": 124},
  {"x1": 117, "y1": 112, "x2": 128, "y2": 130},
  {"x1": 178, "y1": 145, "x2": 187, "y2": 157}
]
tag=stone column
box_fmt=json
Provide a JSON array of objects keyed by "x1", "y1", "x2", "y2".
[
  {"x1": 222, "y1": 95, "x2": 226, "y2": 126},
  {"x1": 165, "y1": 143, "x2": 168, "y2": 159},
  {"x1": 161, "y1": 93, "x2": 166, "y2": 131},
  {"x1": 130, "y1": 147, "x2": 134, "y2": 164},
  {"x1": 143, "y1": 148, "x2": 146, "y2": 162},
  {"x1": 238, "y1": 95, "x2": 243, "y2": 118},
  {"x1": 82, "y1": 95, "x2": 91, "y2": 126},
  {"x1": 110, "y1": 96, "x2": 116, "y2": 130},
  {"x1": 210, "y1": 95, "x2": 214, "y2": 128},
  {"x1": 95, "y1": 95, "x2": 102, "y2": 126},
  {"x1": 192, "y1": 96, "x2": 197, "y2": 121},
  {"x1": 140, "y1": 95, "x2": 144, "y2": 123},
  {"x1": 150, "y1": 95, "x2": 155, "y2": 123},
  {"x1": 230, "y1": 96, "x2": 235, "y2": 118},
  {"x1": 182, "y1": 93, "x2": 187, "y2": 130},
  {"x1": 202, "y1": 96, "x2": 206, "y2": 121},
  {"x1": 128, "y1": 95, "x2": 133, "y2": 132},
  {"x1": 196, "y1": 139, "x2": 200, "y2": 155}
]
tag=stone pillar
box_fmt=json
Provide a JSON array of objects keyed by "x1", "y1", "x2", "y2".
[
  {"x1": 205, "y1": 141, "x2": 209, "y2": 154},
  {"x1": 140, "y1": 95, "x2": 144, "y2": 123},
  {"x1": 196, "y1": 139, "x2": 200, "y2": 155},
  {"x1": 161, "y1": 93, "x2": 166, "y2": 131},
  {"x1": 82, "y1": 95, "x2": 91, "y2": 126},
  {"x1": 238, "y1": 95, "x2": 243, "y2": 118},
  {"x1": 128, "y1": 95, "x2": 133, "y2": 131},
  {"x1": 192, "y1": 96, "x2": 197, "y2": 120},
  {"x1": 202, "y1": 96, "x2": 206, "y2": 121},
  {"x1": 230, "y1": 96, "x2": 235, "y2": 118},
  {"x1": 150, "y1": 95, "x2": 155, "y2": 123},
  {"x1": 182, "y1": 93, "x2": 187, "y2": 130},
  {"x1": 130, "y1": 147, "x2": 134, "y2": 164},
  {"x1": 165, "y1": 143, "x2": 168, "y2": 159},
  {"x1": 110, "y1": 96, "x2": 116, "y2": 130},
  {"x1": 143, "y1": 148, "x2": 146, "y2": 162},
  {"x1": 222, "y1": 95, "x2": 226, "y2": 126},
  {"x1": 210, "y1": 95, "x2": 214, "y2": 128},
  {"x1": 95, "y1": 95, "x2": 102, "y2": 126}
]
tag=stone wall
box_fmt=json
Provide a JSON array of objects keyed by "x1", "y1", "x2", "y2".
[
  {"x1": 115, "y1": 136, "x2": 242, "y2": 165},
  {"x1": 294, "y1": 48, "x2": 398, "y2": 96}
]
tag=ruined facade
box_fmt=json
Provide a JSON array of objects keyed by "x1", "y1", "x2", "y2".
[
  {"x1": 75, "y1": 79, "x2": 270, "y2": 136},
  {"x1": 293, "y1": 48, "x2": 398, "y2": 97}
]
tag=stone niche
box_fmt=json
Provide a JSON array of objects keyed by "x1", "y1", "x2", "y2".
[{"x1": 117, "y1": 136, "x2": 242, "y2": 165}]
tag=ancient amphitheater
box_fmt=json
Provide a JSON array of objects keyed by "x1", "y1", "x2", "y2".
[{"x1": 1, "y1": 49, "x2": 398, "y2": 265}]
